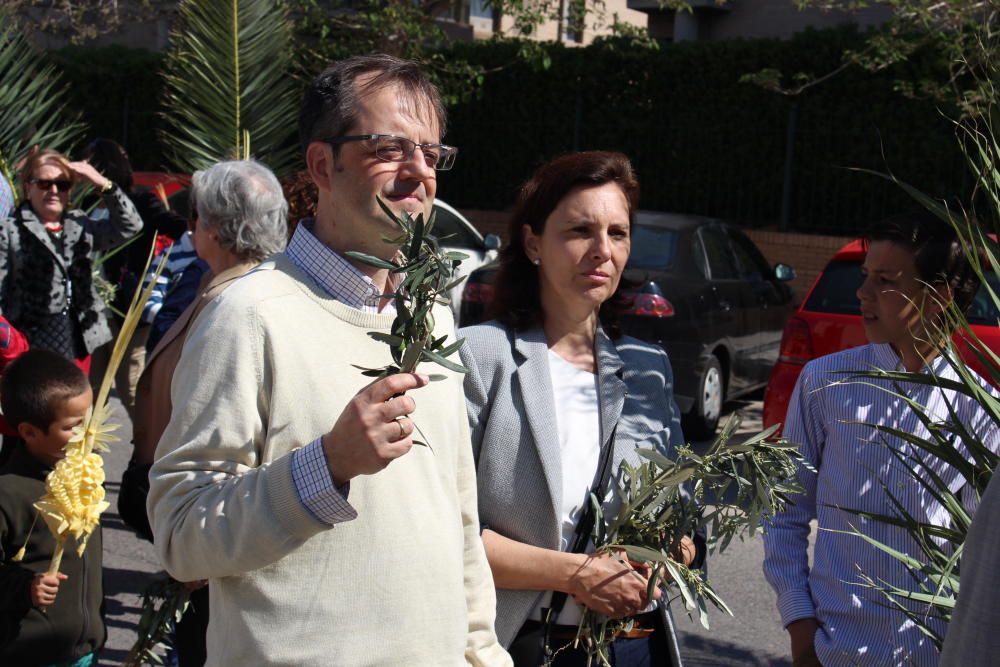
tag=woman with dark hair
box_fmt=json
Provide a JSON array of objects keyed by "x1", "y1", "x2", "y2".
[
  {"x1": 460, "y1": 151, "x2": 701, "y2": 666},
  {"x1": 81, "y1": 139, "x2": 188, "y2": 292},
  {"x1": 81, "y1": 138, "x2": 188, "y2": 417}
]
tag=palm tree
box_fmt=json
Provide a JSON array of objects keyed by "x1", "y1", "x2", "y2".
[
  {"x1": 0, "y1": 7, "x2": 86, "y2": 199},
  {"x1": 160, "y1": 0, "x2": 300, "y2": 177}
]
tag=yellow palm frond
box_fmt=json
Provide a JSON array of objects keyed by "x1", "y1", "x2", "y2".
[{"x1": 35, "y1": 240, "x2": 169, "y2": 574}]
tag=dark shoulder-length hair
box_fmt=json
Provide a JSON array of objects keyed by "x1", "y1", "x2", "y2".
[{"x1": 488, "y1": 151, "x2": 639, "y2": 336}]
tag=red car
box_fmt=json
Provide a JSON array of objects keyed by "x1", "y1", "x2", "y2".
[
  {"x1": 133, "y1": 171, "x2": 191, "y2": 210},
  {"x1": 763, "y1": 239, "x2": 1000, "y2": 430}
]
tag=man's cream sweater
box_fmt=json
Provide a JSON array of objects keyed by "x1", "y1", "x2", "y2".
[{"x1": 148, "y1": 254, "x2": 510, "y2": 667}]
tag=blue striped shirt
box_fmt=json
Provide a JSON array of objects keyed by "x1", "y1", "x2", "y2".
[
  {"x1": 141, "y1": 232, "x2": 199, "y2": 324},
  {"x1": 286, "y1": 220, "x2": 398, "y2": 525},
  {"x1": 762, "y1": 343, "x2": 998, "y2": 666}
]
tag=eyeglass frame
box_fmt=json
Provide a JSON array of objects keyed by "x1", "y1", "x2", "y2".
[
  {"x1": 29, "y1": 178, "x2": 74, "y2": 193},
  {"x1": 323, "y1": 134, "x2": 458, "y2": 171}
]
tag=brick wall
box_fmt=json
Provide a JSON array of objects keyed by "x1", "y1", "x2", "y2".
[
  {"x1": 462, "y1": 209, "x2": 855, "y2": 303},
  {"x1": 463, "y1": 209, "x2": 511, "y2": 241},
  {"x1": 744, "y1": 229, "x2": 853, "y2": 302}
]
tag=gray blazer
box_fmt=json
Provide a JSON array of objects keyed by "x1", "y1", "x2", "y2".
[
  {"x1": 460, "y1": 320, "x2": 687, "y2": 651},
  {"x1": 0, "y1": 187, "x2": 142, "y2": 355}
]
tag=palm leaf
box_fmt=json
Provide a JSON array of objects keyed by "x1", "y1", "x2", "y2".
[
  {"x1": 839, "y1": 118, "x2": 1000, "y2": 642},
  {"x1": 160, "y1": 0, "x2": 299, "y2": 177},
  {"x1": 0, "y1": 8, "x2": 86, "y2": 192}
]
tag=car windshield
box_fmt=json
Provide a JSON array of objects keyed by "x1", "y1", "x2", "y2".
[
  {"x1": 805, "y1": 259, "x2": 1000, "y2": 326},
  {"x1": 628, "y1": 225, "x2": 679, "y2": 270}
]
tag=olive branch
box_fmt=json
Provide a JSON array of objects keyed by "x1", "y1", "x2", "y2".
[
  {"x1": 345, "y1": 198, "x2": 471, "y2": 448},
  {"x1": 345, "y1": 197, "x2": 470, "y2": 378},
  {"x1": 575, "y1": 415, "x2": 810, "y2": 665}
]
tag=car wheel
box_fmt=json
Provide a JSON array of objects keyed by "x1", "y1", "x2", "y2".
[{"x1": 684, "y1": 356, "x2": 724, "y2": 440}]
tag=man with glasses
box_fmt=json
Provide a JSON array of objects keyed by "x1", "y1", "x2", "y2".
[{"x1": 148, "y1": 55, "x2": 511, "y2": 666}]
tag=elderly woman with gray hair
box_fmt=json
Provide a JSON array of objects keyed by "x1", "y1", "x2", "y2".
[{"x1": 120, "y1": 159, "x2": 287, "y2": 667}]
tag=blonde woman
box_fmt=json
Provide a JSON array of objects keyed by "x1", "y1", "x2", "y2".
[{"x1": 0, "y1": 149, "x2": 141, "y2": 368}]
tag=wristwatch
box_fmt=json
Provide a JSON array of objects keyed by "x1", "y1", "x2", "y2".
[{"x1": 100, "y1": 180, "x2": 114, "y2": 194}]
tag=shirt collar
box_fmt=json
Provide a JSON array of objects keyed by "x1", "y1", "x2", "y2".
[
  {"x1": 285, "y1": 218, "x2": 395, "y2": 314},
  {"x1": 872, "y1": 342, "x2": 954, "y2": 376}
]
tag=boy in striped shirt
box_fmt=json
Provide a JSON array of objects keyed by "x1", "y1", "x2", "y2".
[{"x1": 762, "y1": 212, "x2": 998, "y2": 666}]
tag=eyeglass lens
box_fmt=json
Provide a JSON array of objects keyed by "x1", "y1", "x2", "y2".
[
  {"x1": 374, "y1": 136, "x2": 456, "y2": 170},
  {"x1": 33, "y1": 179, "x2": 73, "y2": 192}
]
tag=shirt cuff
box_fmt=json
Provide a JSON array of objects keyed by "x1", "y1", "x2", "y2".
[
  {"x1": 777, "y1": 588, "x2": 817, "y2": 628},
  {"x1": 291, "y1": 438, "x2": 357, "y2": 525}
]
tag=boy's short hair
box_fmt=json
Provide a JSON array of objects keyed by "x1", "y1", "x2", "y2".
[
  {"x1": 1, "y1": 350, "x2": 89, "y2": 430},
  {"x1": 865, "y1": 211, "x2": 981, "y2": 314}
]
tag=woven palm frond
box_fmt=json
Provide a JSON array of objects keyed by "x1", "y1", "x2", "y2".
[{"x1": 34, "y1": 241, "x2": 169, "y2": 574}]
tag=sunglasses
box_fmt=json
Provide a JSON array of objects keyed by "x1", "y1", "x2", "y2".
[{"x1": 30, "y1": 178, "x2": 73, "y2": 193}]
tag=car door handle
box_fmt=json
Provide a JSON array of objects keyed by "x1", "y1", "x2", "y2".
[{"x1": 711, "y1": 287, "x2": 732, "y2": 312}]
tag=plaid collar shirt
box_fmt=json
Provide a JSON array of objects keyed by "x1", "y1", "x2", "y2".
[{"x1": 285, "y1": 218, "x2": 397, "y2": 314}]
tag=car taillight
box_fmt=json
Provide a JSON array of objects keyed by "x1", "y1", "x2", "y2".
[
  {"x1": 778, "y1": 317, "x2": 813, "y2": 364},
  {"x1": 462, "y1": 282, "x2": 495, "y2": 304},
  {"x1": 626, "y1": 293, "x2": 675, "y2": 317}
]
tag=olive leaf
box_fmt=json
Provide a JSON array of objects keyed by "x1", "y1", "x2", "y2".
[
  {"x1": 345, "y1": 197, "x2": 470, "y2": 378},
  {"x1": 575, "y1": 413, "x2": 809, "y2": 665},
  {"x1": 345, "y1": 197, "x2": 473, "y2": 451}
]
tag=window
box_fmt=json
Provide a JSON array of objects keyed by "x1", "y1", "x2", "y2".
[
  {"x1": 692, "y1": 235, "x2": 709, "y2": 279},
  {"x1": 967, "y1": 271, "x2": 1000, "y2": 327},
  {"x1": 469, "y1": 0, "x2": 492, "y2": 20},
  {"x1": 803, "y1": 261, "x2": 864, "y2": 315},
  {"x1": 563, "y1": 0, "x2": 584, "y2": 43},
  {"x1": 698, "y1": 227, "x2": 739, "y2": 280},
  {"x1": 805, "y1": 259, "x2": 999, "y2": 327},
  {"x1": 431, "y1": 205, "x2": 482, "y2": 250},
  {"x1": 728, "y1": 230, "x2": 771, "y2": 282},
  {"x1": 628, "y1": 225, "x2": 679, "y2": 270}
]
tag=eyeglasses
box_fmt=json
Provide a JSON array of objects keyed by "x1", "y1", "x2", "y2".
[
  {"x1": 325, "y1": 134, "x2": 458, "y2": 171},
  {"x1": 30, "y1": 178, "x2": 73, "y2": 193}
]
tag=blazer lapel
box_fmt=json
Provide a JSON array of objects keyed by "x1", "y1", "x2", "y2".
[
  {"x1": 594, "y1": 327, "x2": 629, "y2": 472},
  {"x1": 513, "y1": 326, "x2": 563, "y2": 521},
  {"x1": 17, "y1": 207, "x2": 66, "y2": 270}
]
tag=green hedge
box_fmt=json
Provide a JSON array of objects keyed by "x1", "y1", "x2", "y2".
[
  {"x1": 438, "y1": 27, "x2": 967, "y2": 234},
  {"x1": 48, "y1": 45, "x2": 169, "y2": 172},
  {"x1": 48, "y1": 27, "x2": 969, "y2": 234}
]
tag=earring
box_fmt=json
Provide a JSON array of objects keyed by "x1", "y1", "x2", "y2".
[{"x1": 532, "y1": 258, "x2": 540, "y2": 266}]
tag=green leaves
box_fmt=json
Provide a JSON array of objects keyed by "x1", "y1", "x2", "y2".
[
  {"x1": 160, "y1": 0, "x2": 299, "y2": 176},
  {"x1": 575, "y1": 414, "x2": 807, "y2": 662},
  {"x1": 0, "y1": 7, "x2": 86, "y2": 191},
  {"x1": 350, "y1": 197, "x2": 470, "y2": 379},
  {"x1": 831, "y1": 111, "x2": 1000, "y2": 646},
  {"x1": 123, "y1": 576, "x2": 191, "y2": 666}
]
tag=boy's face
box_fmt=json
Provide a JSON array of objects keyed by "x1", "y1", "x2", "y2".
[
  {"x1": 21, "y1": 387, "x2": 93, "y2": 467},
  {"x1": 856, "y1": 240, "x2": 946, "y2": 353}
]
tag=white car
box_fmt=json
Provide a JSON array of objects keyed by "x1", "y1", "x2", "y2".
[{"x1": 432, "y1": 200, "x2": 501, "y2": 318}]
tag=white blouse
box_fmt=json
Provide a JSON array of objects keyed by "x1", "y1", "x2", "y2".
[{"x1": 531, "y1": 349, "x2": 601, "y2": 624}]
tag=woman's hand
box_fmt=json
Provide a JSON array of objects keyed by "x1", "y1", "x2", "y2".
[
  {"x1": 67, "y1": 161, "x2": 111, "y2": 191},
  {"x1": 567, "y1": 551, "x2": 660, "y2": 618},
  {"x1": 674, "y1": 535, "x2": 697, "y2": 566}
]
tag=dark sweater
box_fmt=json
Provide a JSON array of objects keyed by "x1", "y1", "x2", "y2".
[{"x1": 0, "y1": 446, "x2": 105, "y2": 665}]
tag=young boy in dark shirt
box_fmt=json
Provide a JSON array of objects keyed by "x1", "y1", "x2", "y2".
[{"x1": 0, "y1": 349, "x2": 103, "y2": 667}]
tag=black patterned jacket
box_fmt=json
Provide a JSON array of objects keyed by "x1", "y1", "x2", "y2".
[{"x1": 0, "y1": 185, "x2": 142, "y2": 355}]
